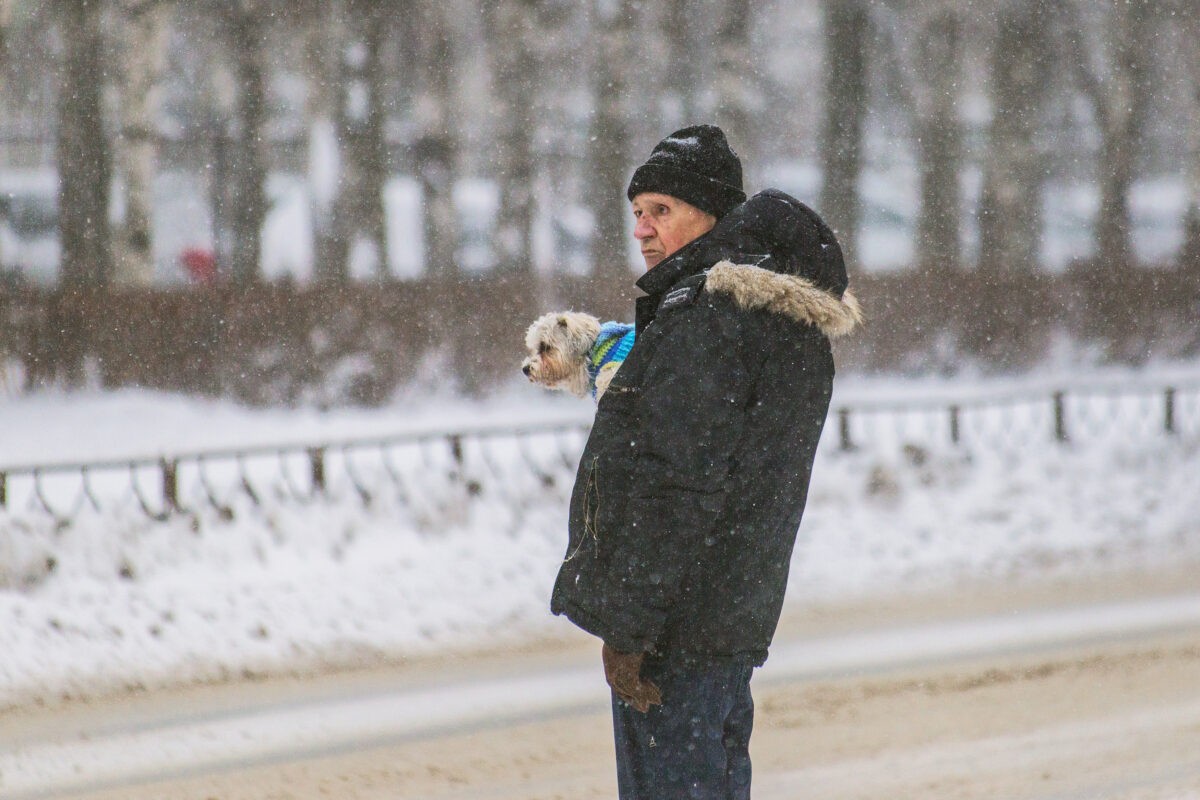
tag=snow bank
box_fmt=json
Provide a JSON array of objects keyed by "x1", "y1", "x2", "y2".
[{"x1": 0, "y1": 379, "x2": 1197, "y2": 710}]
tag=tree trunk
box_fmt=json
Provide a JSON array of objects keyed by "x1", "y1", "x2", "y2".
[
  {"x1": 819, "y1": 0, "x2": 869, "y2": 266},
  {"x1": 411, "y1": 0, "x2": 460, "y2": 278},
  {"x1": 218, "y1": 6, "x2": 269, "y2": 285},
  {"x1": 359, "y1": 3, "x2": 389, "y2": 280},
  {"x1": 0, "y1": 0, "x2": 14, "y2": 97},
  {"x1": 326, "y1": 3, "x2": 390, "y2": 281},
  {"x1": 0, "y1": 0, "x2": 12, "y2": 272},
  {"x1": 662, "y1": 0, "x2": 695, "y2": 128},
  {"x1": 1185, "y1": 9, "x2": 1200, "y2": 271},
  {"x1": 56, "y1": 0, "x2": 113, "y2": 288},
  {"x1": 977, "y1": 1, "x2": 1053, "y2": 273},
  {"x1": 0, "y1": 0, "x2": 11, "y2": 60},
  {"x1": 1180, "y1": 7, "x2": 1200, "y2": 273},
  {"x1": 483, "y1": 0, "x2": 538, "y2": 274},
  {"x1": 114, "y1": 2, "x2": 170, "y2": 286},
  {"x1": 590, "y1": 0, "x2": 634, "y2": 279},
  {"x1": 303, "y1": 2, "x2": 348, "y2": 283},
  {"x1": 1094, "y1": 1, "x2": 1153, "y2": 270},
  {"x1": 914, "y1": 7, "x2": 963, "y2": 273},
  {"x1": 714, "y1": 0, "x2": 754, "y2": 180}
]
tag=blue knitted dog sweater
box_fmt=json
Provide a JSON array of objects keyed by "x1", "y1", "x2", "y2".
[{"x1": 586, "y1": 322, "x2": 636, "y2": 398}]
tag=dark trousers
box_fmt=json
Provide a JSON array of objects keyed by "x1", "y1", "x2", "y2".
[{"x1": 612, "y1": 654, "x2": 755, "y2": 800}]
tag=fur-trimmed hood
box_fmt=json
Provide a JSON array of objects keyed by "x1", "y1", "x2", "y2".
[
  {"x1": 705, "y1": 260, "x2": 862, "y2": 338},
  {"x1": 635, "y1": 188, "x2": 861, "y2": 338}
]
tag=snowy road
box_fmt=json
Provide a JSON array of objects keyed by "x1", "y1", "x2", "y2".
[{"x1": 4, "y1": 575, "x2": 1200, "y2": 800}]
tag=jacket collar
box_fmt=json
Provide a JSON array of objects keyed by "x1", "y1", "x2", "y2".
[
  {"x1": 634, "y1": 236, "x2": 710, "y2": 298},
  {"x1": 634, "y1": 295, "x2": 657, "y2": 335}
]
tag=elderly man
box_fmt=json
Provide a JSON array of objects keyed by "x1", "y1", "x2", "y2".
[{"x1": 551, "y1": 125, "x2": 860, "y2": 799}]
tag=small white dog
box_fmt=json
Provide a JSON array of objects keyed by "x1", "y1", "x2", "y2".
[{"x1": 522, "y1": 311, "x2": 635, "y2": 400}]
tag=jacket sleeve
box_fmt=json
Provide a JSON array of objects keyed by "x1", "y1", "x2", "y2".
[{"x1": 606, "y1": 293, "x2": 753, "y2": 652}]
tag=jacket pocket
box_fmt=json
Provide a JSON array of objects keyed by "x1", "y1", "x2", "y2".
[
  {"x1": 572, "y1": 383, "x2": 641, "y2": 567},
  {"x1": 582, "y1": 456, "x2": 602, "y2": 560},
  {"x1": 565, "y1": 455, "x2": 603, "y2": 564},
  {"x1": 568, "y1": 448, "x2": 636, "y2": 568}
]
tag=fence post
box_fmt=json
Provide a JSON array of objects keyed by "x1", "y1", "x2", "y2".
[
  {"x1": 0, "y1": 471, "x2": 6, "y2": 509},
  {"x1": 447, "y1": 434, "x2": 465, "y2": 484},
  {"x1": 838, "y1": 407, "x2": 853, "y2": 451},
  {"x1": 161, "y1": 458, "x2": 179, "y2": 512},
  {"x1": 1165, "y1": 387, "x2": 1176, "y2": 435},
  {"x1": 1053, "y1": 391, "x2": 1068, "y2": 443},
  {"x1": 309, "y1": 447, "x2": 326, "y2": 495},
  {"x1": 949, "y1": 405, "x2": 961, "y2": 445}
]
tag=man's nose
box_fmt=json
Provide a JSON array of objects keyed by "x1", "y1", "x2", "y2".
[{"x1": 633, "y1": 218, "x2": 654, "y2": 240}]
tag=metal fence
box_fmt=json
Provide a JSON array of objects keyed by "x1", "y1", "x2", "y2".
[
  {"x1": 834, "y1": 380, "x2": 1200, "y2": 453},
  {"x1": 1, "y1": 380, "x2": 1197, "y2": 527},
  {"x1": 0, "y1": 422, "x2": 591, "y2": 528}
]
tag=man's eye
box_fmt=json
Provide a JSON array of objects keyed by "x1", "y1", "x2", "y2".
[{"x1": 657, "y1": 205, "x2": 668, "y2": 215}]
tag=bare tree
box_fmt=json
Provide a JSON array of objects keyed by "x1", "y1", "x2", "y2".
[
  {"x1": 1063, "y1": 0, "x2": 1154, "y2": 269},
  {"x1": 207, "y1": 2, "x2": 271, "y2": 285},
  {"x1": 819, "y1": 0, "x2": 870, "y2": 265},
  {"x1": 330, "y1": 0, "x2": 390, "y2": 281},
  {"x1": 408, "y1": 0, "x2": 460, "y2": 279},
  {"x1": 0, "y1": 0, "x2": 13, "y2": 272},
  {"x1": 0, "y1": 0, "x2": 12, "y2": 73},
  {"x1": 714, "y1": 0, "x2": 755, "y2": 172},
  {"x1": 55, "y1": 0, "x2": 114, "y2": 288},
  {"x1": 1185, "y1": 5, "x2": 1200, "y2": 269},
  {"x1": 977, "y1": 0, "x2": 1055, "y2": 273},
  {"x1": 482, "y1": 0, "x2": 540, "y2": 274},
  {"x1": 661, "y1": 0, "x2": 696, "y2": 128},
  {"x1": 911, "y1": 4, "x2": 964, "y2": 273},
  {"x1": 113, "y1": 0, "x2": 171, "y2": 286},
  {"x1": 589, "y1": 0, "x2": 634, "y2": 278},
  {"x1": 874, "y1": 1, "x2": 964, "y2": 272},
  {"x1": 300, "y1": 0, "x2": 348, "y2": 283}
]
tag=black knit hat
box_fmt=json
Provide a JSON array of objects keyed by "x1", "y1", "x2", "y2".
[{"x1": 626, "y1": 124, "x2": 746, "y2": 219}]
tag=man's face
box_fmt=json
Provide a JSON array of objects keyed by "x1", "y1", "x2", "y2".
[{"x1": 631, "y1": 192, "x2": 717, "y2": 270}]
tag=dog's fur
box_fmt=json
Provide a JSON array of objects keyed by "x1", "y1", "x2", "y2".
[{"x1": 523, "y1": 311, "x2": 623, "y2": 399}]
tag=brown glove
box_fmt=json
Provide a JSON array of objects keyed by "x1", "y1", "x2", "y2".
[{"x1": 602, "y1": 643, "x2": 662, "y2": 713}]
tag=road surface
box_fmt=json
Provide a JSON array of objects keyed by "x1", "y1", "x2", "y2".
[{"x1": 3, "y1": 566, "x2": 1200, "y2": 800}]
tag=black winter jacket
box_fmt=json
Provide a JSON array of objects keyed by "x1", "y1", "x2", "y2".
[{"x1": 550, "y1": 190, "x2": 861, "y2": 665}]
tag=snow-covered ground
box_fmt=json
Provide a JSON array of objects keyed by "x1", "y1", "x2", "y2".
[{"x1": 1, "y1": 371, "x2": 1198, "y2": 710}]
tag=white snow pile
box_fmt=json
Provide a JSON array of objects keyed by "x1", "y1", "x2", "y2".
[{"x1": 0, "y1": 375, "x2": 1198, "y2": 711}]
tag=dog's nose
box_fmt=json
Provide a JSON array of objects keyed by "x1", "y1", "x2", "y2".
[{"x1": 522, "y1": 363, "x2": 531, "y2": 376}]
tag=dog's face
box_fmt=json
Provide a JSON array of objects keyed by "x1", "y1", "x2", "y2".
[{"x1": 522, "y1": 312, "x2": 601, "y2": 397}]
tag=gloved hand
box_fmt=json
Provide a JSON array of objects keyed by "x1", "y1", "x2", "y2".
[{"x1": 602, "y1": 643, "x2": 662, "y2": 713}]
